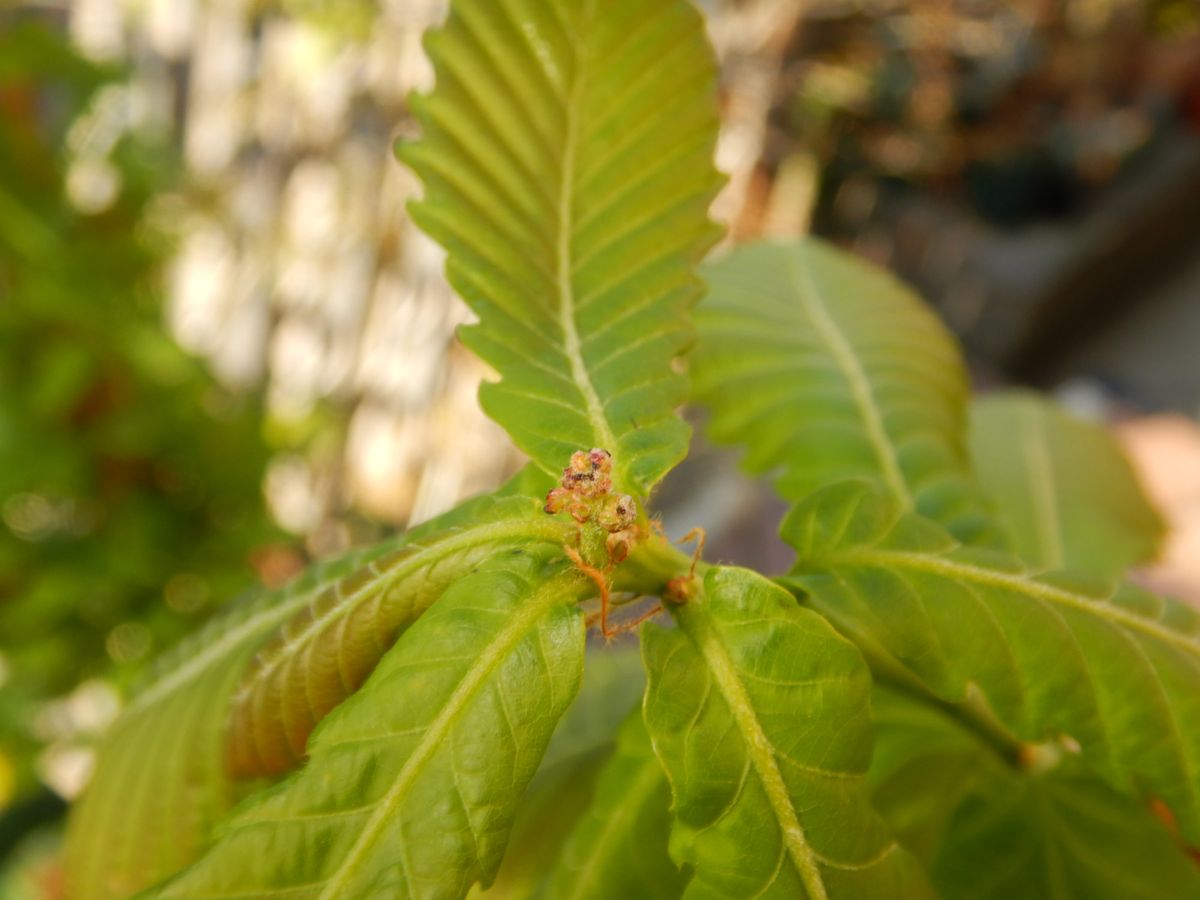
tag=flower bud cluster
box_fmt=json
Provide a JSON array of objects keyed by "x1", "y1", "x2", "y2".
[{"x1": 544, "y1": 449, "x2": 641, "y2": 564}]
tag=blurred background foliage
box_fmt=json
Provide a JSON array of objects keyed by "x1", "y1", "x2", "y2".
[
  {"x1": 0, "y1": 17, "x2": 284, "y2": 877},
  {"x1": 2, "y1": 0, "x2": 1200, "y2": 894}
]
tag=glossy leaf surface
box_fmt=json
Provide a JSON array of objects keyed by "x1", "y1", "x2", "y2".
[
  {"x1": 399, "y1": 0, "x2": 723, "y2": 495},
  {"x1": 155, "y1": 551, "x2": 586, "y2": 899},
  {"x1": 642, "y1": 566, "x2": 932, "y2": 899},
  {"x1": 694, "y1": 239, "x2": 1001, "y2": 546}
]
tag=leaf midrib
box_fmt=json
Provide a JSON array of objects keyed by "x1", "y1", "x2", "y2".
[
  {"x1": 317, "y1": 569, "x2": 581, "y2": 898},
  {"x1": 556, "y1": 2, "x2": 619, "y2": 471},
  {"x1": 786, "y1": 249, "x2": 912, "y2": 509},
  {"x1": 848, "y1": 548, "x2": 1199, "y2": 657},
  {"x1": 681, "y1": 602, "x2": 829, "y2": 900}
]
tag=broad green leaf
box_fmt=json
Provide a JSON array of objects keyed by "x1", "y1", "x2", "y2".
[
  {"x1": 153, "y1": 551, "x2": 586, "y2": 899},
  {"x1": 398, "y1": 0, "x2": 723, "y2": 496},
  {"x1": 227, "y1": 496, "x2": 569, "y2": 776},
  {"x1": 642, "y1": 566, "x2": 932, "y2": 899},
  {"x1": 970, "y1": 391, "x2": 1164, "y2": 580},
  {"x1": 549, "y1": 711, "x2": 684, "y2": 900},
  {"x1": 693, "y1": 239, "x2": 1003, "y2": 547},
  {"x1": 871, "y1": 689, "x2": 1200, "y2": 899},
  {"x1": 64, "y1": 488, "x2": 565, "y2": 898},
  {"x1": 782, "y1": 480, "x2": 1200, "y2": 842}
]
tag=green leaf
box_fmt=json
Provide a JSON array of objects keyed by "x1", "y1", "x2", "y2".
[
  {"x1": 782, "y1": 480, "x2": 1200, "y2": 842},
  {"x1": 537, "y1": 644, "x2": 646, "y2": 772},
  {"x1": 693, "y1": 239, "x2": 1003, "y2": 547},
  {"x1": 969, "y1": 391, "x2": 1164, "y2": 580},
  {"x1": 63, "y1": 547, "x2": 378, "y2": 900},
  {"x1": 549, "y1": 711, "x2": 684, "y2": 900},
  {"x1": 399, "y1": 0, "x2": 723, "y2": 496},
  {"x1": 474, "y1": 747, "x2": 609, "y2": 900},
  {"x1": 871, "y1": 689, "x2": 1200, "y2": 899},
  {"x1": 868, "y1": 686, "x2": 998, "y2": 865},
  {"x1": 153, "y1": 550, "x2": 587, "y2": 899},
  {"x1": 472, "y1": 646, "x2": 646, "y2": 898},
  {"x1": 642, "y1": 566, "x2": 932, "y2": 899},
  {"x1": 64, "y1": 490, "x2": 566, "y2": 898},
  {"x1": 227, "y1": 496, "x2": 569, "y2": 776},
  {"x1": 938, "y1": 758, "x2": 1200, "y2": 899}
]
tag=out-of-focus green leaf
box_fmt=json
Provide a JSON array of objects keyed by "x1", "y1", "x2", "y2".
[
  {"x1": 970, "y1": 391, "x2": 1164, "y2": 581},
  {"x1": 871, "y1": 688, "x2": 1200, "y2": 899},
  {"x1": 693, "y1": 239, "x2": 1003, "y2": 547},
  {"x1": 868, "y1": 686, "x2": 995, "y2": 864},
  {"x1": 642, "y1": 566, "x2": 932, "y2": 899},
  {"x1": 937, "y1": 759, "x2": 1200, "y2": 899},
  {"x1": 783, "y1": 479, "x2": 1200, "y2": 843},
  {"x1": 549, "y1": 711, "x2": 683, "y2": 900},
  {"x1": 153, "y1": 551, "x2": 586, "y2": 899},
  {"x1": 399, "y1": 0, "x2": 723, "y2": 496}
]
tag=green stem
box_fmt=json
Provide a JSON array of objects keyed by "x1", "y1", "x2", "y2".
[{"x1": 613, "y1": 533, "x2": 707, "y2": 597}]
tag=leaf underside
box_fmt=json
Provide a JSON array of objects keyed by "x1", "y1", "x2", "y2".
[
  {"x1": 642, "y1": 566, "x2": 933, "y2": 899},
  {"x1": 63, "y1": 485, "x2": 554, "y2": 898},
  {"x1": 969, "y1": 391, "x2": 1164, "y2": 580},
  {"x1": 227, "y1": 496, "x2": 567, "y2": 777},
  {"x1": 693, "y1": 239, "x2": 1003, "y2": 548},
  {"x1": 62, "y1": 544, "x2": 381, "y2": 900},
  {"x1": 871, "y1": 687, "x2": 1200, "y2": 900},
  {"x1": 784, "y1": 480, "x2": 1200, "y2": 843},
  {"x1": 399, "y1": 0, "x2": 723, "y2": 495},
  {"x1": 154, "y1": 551, "x2": 586, "y2": 899}
]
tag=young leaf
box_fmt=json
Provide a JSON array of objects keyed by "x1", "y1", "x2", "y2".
[
  {"x1": 871, "y1": 688, "x2": 1200, "y2": 899},
  {"x1": 970, "y1": 391, "x2": 1164, "y2": 580},
  {"x1": 64, "y1": 489, "x2": 564, "y2": 898},
  {"x1": 63, "y1": 547, "x2": 379, "y2": 900},
  {"x1": 227, "y1": 496, "x2": 569, "y2": 776},
  {"x1": 782, "y1": 480, "x2": 1200, "y2": 842},
  {"x1": 693, "y1": 239, "x2": 1003, "y2": 547},
  {"x1": 398, "y1": 0, "x2": 723, "y2": 496},
  {"x1": 642, "y1": 566, "x2": 933, "y2": 899},
  {"x1": 152, "y1": 551, "x2": 586, "y2": 899},
  {"x1": 549, "y1": 711, "x2": 684, "y2": 900}
]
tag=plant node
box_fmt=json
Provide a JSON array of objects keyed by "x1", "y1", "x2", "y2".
[{"x1": 545, "y1": 449, "x2": 648, "y2": 636}]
